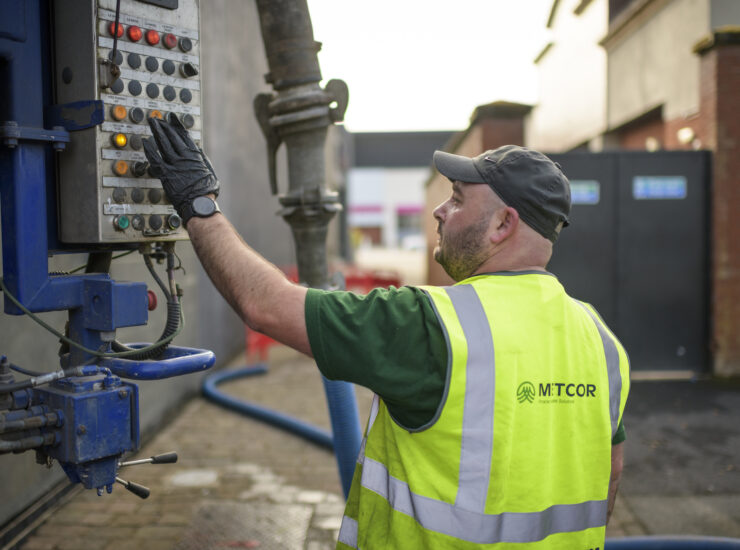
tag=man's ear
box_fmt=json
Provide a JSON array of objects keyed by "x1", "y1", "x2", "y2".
[{"x1": 489, "y1": 206, "x2": 519, "y2": 244}]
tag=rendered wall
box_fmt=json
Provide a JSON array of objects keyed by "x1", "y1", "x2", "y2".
[
  {"x1": 525, "y1": 0, "x2": 609, "y2": 152},
  {"x1": 605, "y1": 0, "x2": 709, "y2": 129},
  {"x1": 0, "y1": 0, "x2": 295, "y2": 530}
]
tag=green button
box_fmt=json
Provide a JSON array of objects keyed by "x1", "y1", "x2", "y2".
[{"x1": 116, "y1": 215, "x2": 130, "y2": 230}]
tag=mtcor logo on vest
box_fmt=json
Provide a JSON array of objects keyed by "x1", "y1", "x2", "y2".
[{"x1": 517, "y1": 381, "x2": 597, "y2": 404}]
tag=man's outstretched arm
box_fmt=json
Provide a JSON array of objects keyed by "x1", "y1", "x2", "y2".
[
  {"x1": 185, "y1": 211, "x2": 311, "y2": 357},
  {"x1": 143, "y1": 117, "x2": 311, "y2": 356}
]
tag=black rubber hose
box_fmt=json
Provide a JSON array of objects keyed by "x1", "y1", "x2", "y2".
[{"x1": 110, "y1": 299, "x2": 180, "y2": 360}]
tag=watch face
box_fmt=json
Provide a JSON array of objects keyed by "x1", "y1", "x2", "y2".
[{"x1": 192, "y1": 196, "x2": 216, "y2": 216}]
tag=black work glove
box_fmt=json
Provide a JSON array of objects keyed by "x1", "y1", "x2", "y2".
[{"x1": 143, "y1": 116, "x2": 219, "y2": 217}]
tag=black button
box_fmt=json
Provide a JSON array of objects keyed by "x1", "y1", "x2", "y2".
[
  {"x1": 131, "y1": 215, "x2": 145, "y2": 231},
  {"x1": 148, "y1": 188, "x2": 163, "y2": 203},
  {"x1": 166, "y1": 112, "x2": 179, "y2": 124},
  {"x1": 179, "y1": 88, "x2": 192, "y2": 103},
  {"x1": 179, "y1": 37, "x2": 192, "y2": 52},
  {"x1": 112, "y1": 188, "x2": 127, "y2": 203},
  {"x1": 145, "y1": 56, "x2": 159, "y2": 72},
  {"x1": 129, "y1": 135, "x2": 143, "y2": 150},
  {"x1": 128, "y1": 80, "x2": 142, "y2": 96},
  {"x1": 167, "y1": 214, "x2": 182, "y2": 230},
  {"x1": 148, "y1": 214, "x2": 163, "y2": 230},
  {"x1": 182, "y1": 114, "x2": 195, "y2": 129},
  {"x1": 163, "y1": 86, "x2": 176, "y2": 101},
  {"x1": 108, "y1": 50, "x2": 123, "y2": 65},
  {"x1": 110, "y1": 79, "x2": 124, "y2": 94},
  {"x1": 146, "y1": 83, "x2": 159, "y2": 98},
  {"x1": 131, "y1": 188, "x2": 145, "y2": 203},
  {"x1": 127, "y1": 53, "x2": 141, "y2": 69},
  {"x1": 162, "y1": 60, "x2": 175, "y2": 75},
  {"x1": 129, "y1": 107, "x2": 145, "y2": 124}
]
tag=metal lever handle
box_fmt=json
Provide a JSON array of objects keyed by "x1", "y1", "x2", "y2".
[
  {"x1": 115, "y1": 477, "x2": 150, "y2": 499},
  {"x1": 119, "y1": 451, "x2": 178, "y2": 468}
]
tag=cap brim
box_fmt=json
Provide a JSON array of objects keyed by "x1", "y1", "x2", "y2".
[{"x1": 433, "y1": 150, "x2": 486, "y2": 184}]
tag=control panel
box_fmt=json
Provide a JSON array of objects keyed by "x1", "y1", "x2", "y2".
[{"x1": 53, "y1": 0, "x2": 202, "y2": 243}]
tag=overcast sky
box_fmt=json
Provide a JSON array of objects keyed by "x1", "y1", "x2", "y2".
[{"x1": 306, "y1": 0, "x2": 552, "y2": 132}]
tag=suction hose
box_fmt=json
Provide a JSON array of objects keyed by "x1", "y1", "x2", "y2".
[{"x1": 202, "y1": 364, "x2": 361, "y2": 498}]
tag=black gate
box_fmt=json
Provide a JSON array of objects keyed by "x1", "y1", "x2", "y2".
[{"x1": 546, "y1": 151, "x2": 711, "y2": 372}]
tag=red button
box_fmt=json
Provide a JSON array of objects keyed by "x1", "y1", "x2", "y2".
[
  {"x1": 128, "y1": 25, "x2": 143, "y2": 42},
  {"x1": 147, "y1": 290, "x2": 157, "y2": 311},
  {"x1": 163, "y1": 33, "x2": 178, "y2": 49},
  {"x1": 108, "y1": 22, "x2": 124, "y2": 38},
  {"x1": 145, "y1": 29, "x2": 160, "y2": 45}
]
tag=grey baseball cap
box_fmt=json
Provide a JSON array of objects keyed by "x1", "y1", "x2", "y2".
[{"x1": 433, "y1": 145, "x2": 571, "y2": 242}]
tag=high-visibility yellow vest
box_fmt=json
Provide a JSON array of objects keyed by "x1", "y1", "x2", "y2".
[{"x1": 337, "y1": 272, "x2": 630, "y2": 549}]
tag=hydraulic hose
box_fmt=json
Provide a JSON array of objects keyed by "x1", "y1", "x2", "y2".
[
  {"x1": 605, "y1": 536, "x2": 740, "y2": 549},
  {"x1": 202, "y1": 364, "x2": 361, "y2": 498},
  {"x1": 0, "y1": 432, "x2": 57, "y2": 454},
  {"x1": 202, "y1": 365, "x2": 333, "y2": 449}
]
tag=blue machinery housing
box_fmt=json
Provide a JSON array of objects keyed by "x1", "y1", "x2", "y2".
[
  {"x1": 0, "y1": 0, "x2": 216, "y2": 497},
  {"x1": 0, "y1": 0, "x2": 360, "y2": 505}
]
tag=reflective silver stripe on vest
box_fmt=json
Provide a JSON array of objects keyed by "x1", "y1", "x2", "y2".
[
  {"x1": 361, "y1": 456, "x2": 608, "y2": 544},
  {"x1": 338, "y1": 516, "x2": 359, "y2": 548},
  {"x1": 445, "y1": 285, "x2": 495, "y2": 512},
  {"x1": 574, "y1": 301, "x2": 622, "y2": 438}
]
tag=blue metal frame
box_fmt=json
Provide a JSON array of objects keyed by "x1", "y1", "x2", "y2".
[{"x1": 0, "y1": 0, "x2": 214, "y2": 495}]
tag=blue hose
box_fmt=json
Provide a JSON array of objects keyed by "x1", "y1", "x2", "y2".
[
  {"x1": 605, "y1": 536, "x2": 740, "y2": 549},
  {"x1": 202, "y1": 364, "x2": 362, "y2": 498}
]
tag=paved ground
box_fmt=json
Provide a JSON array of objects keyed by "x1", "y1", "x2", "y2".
[{"x1": 9, "y1": 348, "x2": 740, "y2": 549}]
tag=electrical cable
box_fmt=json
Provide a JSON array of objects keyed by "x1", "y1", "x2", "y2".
[
  {"x1": 110, "y1": 250, "x2": 180, "y2": 359},
  {"x1": 0, "y1": 277, "x2": 183, "y2": 358},
  {"x1": 66, "y1": 250, "x2": 134, "y2": 275}
]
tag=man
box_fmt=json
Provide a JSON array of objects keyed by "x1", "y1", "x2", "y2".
[{"x1": 144, "y1": 118, "x2": 630, "y2": 549}]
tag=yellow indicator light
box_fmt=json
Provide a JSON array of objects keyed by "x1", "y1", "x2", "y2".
[
  {"x1": 111, "y1": 133, "x2": 128, "y2": 148},
  {"x1": 111, "y1": 105, "x2": 127, "y2": 121},
  {"x1": 148, "y1": 110, "x2": 163, "y2": 120},
  {"x1": 113, "y1": 160, "x2": 129, "y2": 176}
]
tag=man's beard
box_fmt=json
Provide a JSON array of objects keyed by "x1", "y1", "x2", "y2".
[{"x1": 434, "y1": 216, "x2": 490, "y2": 281}]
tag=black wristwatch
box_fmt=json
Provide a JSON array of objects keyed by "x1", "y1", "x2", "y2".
[{"x1": 180, "y1": 196, "x2": 220, "y2": 227}]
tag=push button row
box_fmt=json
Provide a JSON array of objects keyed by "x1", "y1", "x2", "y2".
[
  {"x1": 112, "y1": 185, "x2": 163, "y2": 203},
  {"x1": 109, "y1": 78, "x2": 193, "y2": 103},
  {"x1": 113, "y1": 213, "x2": 181, "y2": 232},
  {"x1": 108, "y1": 22, "x2": 192, "y2": 52},
  {"x1": 108, "y1": 106, "x2": 195, "y2": 130}
]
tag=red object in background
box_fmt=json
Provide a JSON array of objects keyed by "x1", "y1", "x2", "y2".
[
  {"x1": 127, "y1": 25, "x2": 143, "y2": 42},
  {"x1": 108, "y1": 22, "x2": 124, "y2": 38},
  {"x1": 163, "y1": 33, "x2": 178, "y2": 49},
  {"x1": 244, "y1": 265, "x2": 400, "y2": 363},
  {"x1": 147, "y1": 290, "x2": 157, "y2": 311},
  {"x1": 145, "y1": 29, "x2": 160, "y2": 45}
]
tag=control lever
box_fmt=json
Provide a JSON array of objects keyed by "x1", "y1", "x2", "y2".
[
  {"x1": 115, "y1": 477, "x2": 150, "y2": 499},
  {"x1": 119, "y1": 451, "x2": 178, "y2": 467},
  {"x1": 115, "y1": 452, "x2": 178, "y2": 499}
]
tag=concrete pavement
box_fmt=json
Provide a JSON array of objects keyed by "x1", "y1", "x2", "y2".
[{"x1": 8, "y1": 347, "x2": 740, "y2": 549}]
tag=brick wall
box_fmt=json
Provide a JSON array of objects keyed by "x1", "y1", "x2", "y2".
[{"x1": 696, "y1": 31, "x2": 740, "y2": 376}]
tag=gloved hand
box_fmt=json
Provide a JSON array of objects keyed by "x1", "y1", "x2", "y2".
[{"x1": 143, "y1": 116, "x2": 219, "y2": 217}]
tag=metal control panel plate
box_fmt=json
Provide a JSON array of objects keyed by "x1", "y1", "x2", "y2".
[{"x1": 53, "y1": 0, "x2": 201, "y2": 243}]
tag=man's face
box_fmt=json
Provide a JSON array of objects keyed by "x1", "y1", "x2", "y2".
[{"x1": 432, "y1": 181, "x2": 496, "y2": 281}]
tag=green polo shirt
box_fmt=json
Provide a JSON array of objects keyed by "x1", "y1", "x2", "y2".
[{"x1": 305, "y1": 285, "x2": 625, "y2": 444}]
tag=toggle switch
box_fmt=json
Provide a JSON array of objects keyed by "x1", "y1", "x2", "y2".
[{"x1": 179, "y1": 62, "x2": 198, "y2": 78}]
